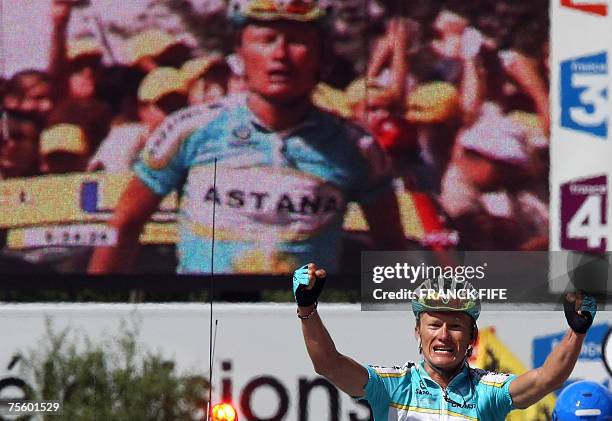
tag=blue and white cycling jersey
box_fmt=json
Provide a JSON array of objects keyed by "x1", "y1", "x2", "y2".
[
  {"x1": 134, "y1": 95, "x2": 392, "y2": 274},
  {"x1": 360, "y1": 360, "x2": 516, "y2": 421}
]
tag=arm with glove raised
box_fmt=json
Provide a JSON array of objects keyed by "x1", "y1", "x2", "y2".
[
  {"x1": 509, "y1": 291, "x2": 597, "y2": 409},
  {"x1": 293, "y1": 263, "x2": 368, "y2": 397}
]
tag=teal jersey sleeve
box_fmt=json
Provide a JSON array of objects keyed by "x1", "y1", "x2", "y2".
[
  {"x1": 358, "y1": 364, "x2": 415, "y2": 420},
  {"x1": 133, "y1": 104, "x2": 222, "y2": 196},
  {"x1": 474, "y1": 371, "x2": 517, "y2": 420},
  {"x1": 358, "y1": 365, "x2": 392, "y2": 421},
  {"x1": 134, "y1": 146, "x2": 188, "y2": 196},
  {"x1": 361, "y1": 365, "x2": 391, "y2": 405}
]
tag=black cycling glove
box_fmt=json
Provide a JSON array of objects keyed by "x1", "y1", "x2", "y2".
[
  {"x1": 293, "y1": 265, "x2": 326, "y2": 307},
  {"x1": 563, "y1": 293, "x2": 596, "y2": 334}
]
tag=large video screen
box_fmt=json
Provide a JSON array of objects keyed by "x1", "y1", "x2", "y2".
[{"x1": 0, "y1": 0, "x2": 550, "y2": 274}]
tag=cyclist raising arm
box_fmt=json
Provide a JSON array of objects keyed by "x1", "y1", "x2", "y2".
[
  {"x1": 89, "y1": 0, "x2": 406, "y2": 275},
  {"x1": 294, "y1": 263, "x2": 597, "y2": 420}
]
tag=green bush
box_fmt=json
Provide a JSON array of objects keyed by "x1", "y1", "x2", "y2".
[{"x1": 19, "y1": 315, "x2": 209, "y2": 421}]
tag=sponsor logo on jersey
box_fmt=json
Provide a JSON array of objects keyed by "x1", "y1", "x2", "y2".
[
  {"x1": 202, "y1": 186, "x2": 341, "y2": 215},
  {"x1": 560, "y1": 52, "x2": 608, "y2": 138},
  {"x1": 229, "y1": 125, "x2": 257, "y2": 146},
  {"x1": 183, "y1": 166, "x2": 346, "y2": 241}
]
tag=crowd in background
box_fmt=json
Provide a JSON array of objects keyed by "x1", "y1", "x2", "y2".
[{"x1": 0, "y1": 0, "x2": 550, "y2": 253}]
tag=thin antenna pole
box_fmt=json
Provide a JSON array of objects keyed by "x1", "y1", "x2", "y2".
[
  {"x1": 0, "y1": 0, "x2": 5, "y2": 79},
  {"x1": 211, "y1": 320, "x2": 219, "y2": 371},
  {"x1": 207, "y1": 158, "x2": 218, "y2": 421}
]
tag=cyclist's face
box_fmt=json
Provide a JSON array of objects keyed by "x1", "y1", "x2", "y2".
[
  {"x1": 417, "y1": 312, "x2": 473, "y2": 370},
  {"x1": 239, "y1": 21, "x2": 321, "y2": 103}
]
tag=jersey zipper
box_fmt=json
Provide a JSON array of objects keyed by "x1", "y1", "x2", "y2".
[{"x1": 442, "y1": 388, "x2": 449, "y2": 421}]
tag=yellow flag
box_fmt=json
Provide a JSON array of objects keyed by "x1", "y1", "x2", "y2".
[{"x1": 470, "y1": 327, "x2": 556, "y2": 421}]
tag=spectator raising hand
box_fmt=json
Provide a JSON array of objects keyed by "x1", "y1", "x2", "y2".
[
  {"x1": 459, "y1": 27, "x2": 484, "y2": 61},
  {"x1": 458, "y1": 26, "x2": 485, "y2": 125},
  {"x1": 49, "y1": 0, "x2": 76, "y2": 90},
  {"x1": 432, "y1": 10, "x2": 469, "y2": 59},
  {"x1": 499, "y1": 50, "x2": 550, "y2": 132},
  {"x1": 367, "y1": 16, "x2": 411, "y2": 102},
  {"x1": 50, "y1": 0, "x2": 73, "y2": 28}
]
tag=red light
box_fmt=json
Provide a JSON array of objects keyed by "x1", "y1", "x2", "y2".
[{"x1": 211, "y1": 403, "x2": 237, "y2": 421}]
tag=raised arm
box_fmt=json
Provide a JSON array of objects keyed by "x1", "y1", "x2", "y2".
[
  {"x1": 366, "y1": 17, "x2": 410, "y2": 105},
  {"x1": 509, "y1": 292, "x2": 596, "y2": 409},
  {"x1": 48, "y1": 0, "x2": 73, "y2": 98},
  {"x1": 88, "y1": 177, "x2": 163, "y2": 273},
  {"x1": 387, "y1": 17, "x2": 409, "y2": 104},
  {"x1": 294, "y1": 264, "x2": 369, "y2": 397},
  {"x1": 458, "y1": 27, "x2": 485, "y2": 125},
  {"x1": 500, "y1": 50, "x2": 550, "y2": 133},
  {"x1": 366, "y1": 36, "x2": 391, "y2": 82}
]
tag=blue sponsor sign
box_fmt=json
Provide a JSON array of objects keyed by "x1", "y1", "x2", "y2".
[
  {"x1": 560, "y1": 52, "x2": 608, "y2": 138},
  {"x1": 533, "y1": 323, "x2": 609, "y2": 368}
]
